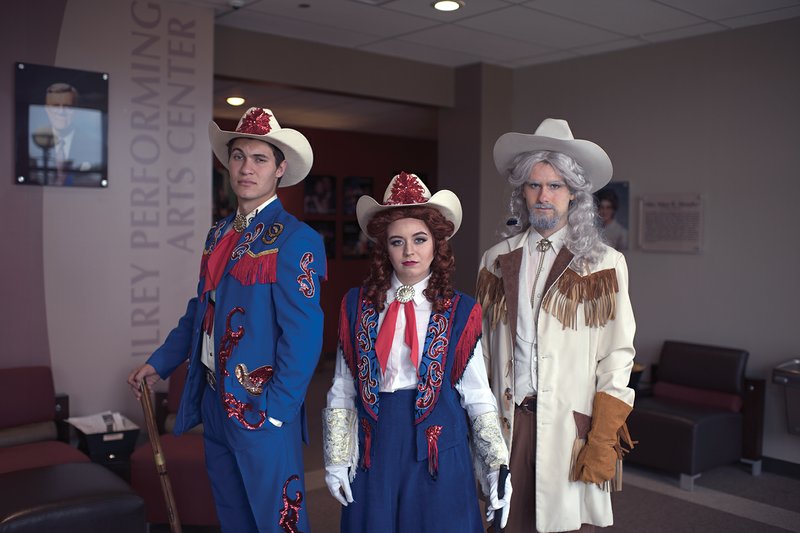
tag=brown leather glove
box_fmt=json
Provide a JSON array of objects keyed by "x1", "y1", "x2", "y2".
[{"x1": 574, "y1": 392, "x2": 633, "y2": 484}]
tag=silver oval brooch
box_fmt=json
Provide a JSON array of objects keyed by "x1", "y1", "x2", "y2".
[{"x1": 395, "y1": 285, "x2": 415, "y2": 303}]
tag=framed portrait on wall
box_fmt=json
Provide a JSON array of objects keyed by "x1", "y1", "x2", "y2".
[
  {"x1": 342, "y1": 221, "x2": 372, "y2": 260},
  {"x1": 343, "y1": 176, "x2": 372, "y2": 215},
  {"x1": 304, "y1": 175, "x2": 336, "y2": 215},
  {"x1": 14, "y1": 62, "x2": 109, "y2": 188},
  {"x1": 594, "y1": 181, "x2": 630, "y2": 251},
  {"x1": 308, "y1": 220, "x2": 336, "y2": 258}
]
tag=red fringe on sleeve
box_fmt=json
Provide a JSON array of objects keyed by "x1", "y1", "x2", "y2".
[{"x1": 451, "y1": 303, "x2": 483, "y2": 385}]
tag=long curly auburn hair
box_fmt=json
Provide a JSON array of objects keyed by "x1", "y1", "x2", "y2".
[{"x1": 362, "y1": 206, "x2": 455, "y2": 313}]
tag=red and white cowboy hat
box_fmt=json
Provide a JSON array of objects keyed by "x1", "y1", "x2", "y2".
[
  {"x1": 356, "y1": 172, "x2": 462, "y2": 241},
  {"x1": 208, "y1": 107, "x2": 313, "y2": 187},
  {"x1": 493, "y1": 118, "x2": 612, "y2": 192}
]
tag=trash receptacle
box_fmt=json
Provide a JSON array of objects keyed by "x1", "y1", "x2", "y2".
[{"x1": 772, "y1": 359, "x2": 800, "y2": 435}]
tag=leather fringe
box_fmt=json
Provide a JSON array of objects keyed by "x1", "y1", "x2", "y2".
[
  {"x1": 542, "y1": 268, "x2": 619, "y2": 330},
  {"x1": 229, "y1": 249, "x2": 278, "y2": 286},
  {"x1": 569, "y1": 435, "x2": 587, "y2": 483},
  {"x1": 569, "y1": 416, "x2": 635, "y2": 492},
  {"x1": 451, "y1": 304, "x2": 482, "y2": 386},
  {"x1": 476, "y1": 267, "x2": 506, "y2": 328}
]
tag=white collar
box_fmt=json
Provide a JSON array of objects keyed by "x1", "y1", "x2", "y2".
[
  {"x1": 389, "y1": 273, "x2": 431, "y2": 307},
  {"x1": 237, "y1": 195, "x2": 277, "y2": 226},
  {"x1": 528, "y1": 225, "x2": 567, "y2": 255}
]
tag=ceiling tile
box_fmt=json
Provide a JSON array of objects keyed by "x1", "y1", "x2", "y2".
[
  {"x1": 656, "y1": 0, "x2": 800, "y2": 21},
  {"x1": 383, "y1": 0, "x2": 511, "y2": 21},
  {"x1": 362, "y1": 38, "x2": 482, "y2": 67},
  {"x1": 572, "y1": 37, "x2": 648, "y2": 56},
  {"x1": 525, "y1": 0, "x2": 705, "y2": 36},
  {"x1": 458, "y1": 5, "x2": 623, "y2": 49},
  {"x1": 217, "y1": 9, "x2": 377, "y2": 48},
  {"x1": 240, "y1": 0, "x2": 438, "y2": 36},
  {"x1": 718, "y1": 6, "x2": 800, "y2": 28},
  {"x1": 402, "y1": 23, "x2": 553, "y2": 63},
  {"x1": 641, "y1": 22, "x2": 726, "y2": 43}
]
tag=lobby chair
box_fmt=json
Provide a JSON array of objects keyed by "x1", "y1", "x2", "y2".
[
  {"x1": 625, "y1": 340, "x2": 765, "y2": 490},
  {"x1": 0, "y1": 366, "x2": 145, "y2": 532}
]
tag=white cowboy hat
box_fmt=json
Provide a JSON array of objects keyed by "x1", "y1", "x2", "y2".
[
  {"x1": 356, "y1": 172, "x2": 462, "y2": 241},
  {"x1": 493, "y1": 118, "x2": 612, "y2": 192},
  {"x1": 208, "y1": 107, "x2": 313, "y2": 187}
]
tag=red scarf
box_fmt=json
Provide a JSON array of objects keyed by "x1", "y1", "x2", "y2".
[
  {"x1": 201, "y1": 229, "x2": 240, "y2": 335},
  {"x1": 374, "y1": 298, "x2": 419, "y2": 374}
]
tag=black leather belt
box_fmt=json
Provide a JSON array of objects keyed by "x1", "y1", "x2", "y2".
[
  {"x1": 518, "y1": 395, "x2": 537, "y2": 413},
  {"x1": 205, "y1": 367, "x2": 216, "y2": 391}
]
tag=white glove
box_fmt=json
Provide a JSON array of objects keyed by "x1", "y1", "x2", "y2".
[
  {"x1": 485, "y1": 469, "x2": 513, "y2": 529},
  {"x1": 324, "y1": 465, "x2": 354, "y2": 506}
]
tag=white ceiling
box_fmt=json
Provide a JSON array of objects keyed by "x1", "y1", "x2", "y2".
[{"x1": 176, "y1": 0, "x2": 800, "y2": 138}]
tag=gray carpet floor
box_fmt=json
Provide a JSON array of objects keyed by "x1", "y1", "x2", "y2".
[{"x1": 151, "y1": 363, "x2": 800, "y2": 532}]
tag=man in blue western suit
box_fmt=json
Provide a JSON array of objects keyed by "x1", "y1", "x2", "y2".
[{"x1": 128, "y1": 106, "x2": 325, "y2": 532}]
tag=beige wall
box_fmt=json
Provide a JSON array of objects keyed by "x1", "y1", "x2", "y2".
[
  {"x1": 1, "y1": 0, "x2": 214, "y2": 424},
  {"x1": 502, "y1": 17, "x2": 800, "y2": 464}
]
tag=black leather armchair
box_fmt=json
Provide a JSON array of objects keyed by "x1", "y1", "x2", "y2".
[{"x1": 626, "y1": 341, "x2": 765, "y2": 490}]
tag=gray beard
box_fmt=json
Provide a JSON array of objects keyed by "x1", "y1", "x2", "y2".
[{"x1": 529, "y1": 211, "x2": 559, "y2": 231}]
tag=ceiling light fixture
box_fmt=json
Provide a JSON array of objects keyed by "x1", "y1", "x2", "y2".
[
  {"x1": 226, "y1": 96, "x2": 245, "y2": 106},
  {"x1": 432, "y1": 0, "x2": 463, "y2": 12}
]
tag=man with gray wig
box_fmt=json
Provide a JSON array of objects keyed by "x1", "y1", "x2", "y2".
[{"x1": 476, "y1": 119, "x2": 636, "y2": 532}]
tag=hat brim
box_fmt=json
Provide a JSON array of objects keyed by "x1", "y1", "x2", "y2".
[
  {"x1": 356, "y1": 189, "x2": 463, "y2": 242},
  {"x1": 208, "y1": 121, "x2": 313, "y2": 187},
  {"x1": 493, "y1": 132, "x2": 612, "y2": 192}
]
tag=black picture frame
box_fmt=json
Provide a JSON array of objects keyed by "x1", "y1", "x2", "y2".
[
  {"x1": 342, "y1": 221, "x2": 372, "y2": 260},
  {"x1": 308, "y1": 220, "x2": 336, "y2": 259},
  {"x1": 304, "y1": 175, "x2": 337, "y2": 215},
  {"x1": 14, "y1": 62, "x2": 109, "y2": 188},
  {"x1": 343, "y1": 176, "x2": 372, "y2": 215},
  {"x1": 594, "y1": 181, "x2": 630, "y2": 251}
]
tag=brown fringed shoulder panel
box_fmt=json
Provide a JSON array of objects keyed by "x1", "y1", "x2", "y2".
[
  {"x1": 476, "y1": 266, "x2": 506, "y2": 328},
  {"x1": 541, "y1": 268, "x2": 619, "y2": 330}
]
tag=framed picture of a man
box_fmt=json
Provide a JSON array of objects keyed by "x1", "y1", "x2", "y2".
[{"x1": 14, "y1": 62, "x2": 109, "y2": 187}]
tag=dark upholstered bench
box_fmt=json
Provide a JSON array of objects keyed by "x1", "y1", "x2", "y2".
[{"x1": 0, "y1": 462, "x2": 145, "y2": 533}]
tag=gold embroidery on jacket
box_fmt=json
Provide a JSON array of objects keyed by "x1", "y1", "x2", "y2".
[
  {"x1": 541, "y1": 268, "x2": 619, "y2": 329},
  {"x1": 476, "y1": 266, "x2": 506, "y2": 328}
]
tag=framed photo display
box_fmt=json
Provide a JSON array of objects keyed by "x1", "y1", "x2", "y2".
[{"x1": 15, "y1": 62, "x2": 109, "y2": 187}]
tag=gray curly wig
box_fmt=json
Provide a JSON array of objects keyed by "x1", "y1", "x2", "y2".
[{"x1": 504, "y1": 150, "x2": 606, "y2": 271}]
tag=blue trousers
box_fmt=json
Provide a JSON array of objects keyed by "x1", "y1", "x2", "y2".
[
  {"x1": 201, "y1": 381, "x2": 308, "y2": 533},
  {"x1": 342, "y1": 390, "x2": 484, "y2": 533}
]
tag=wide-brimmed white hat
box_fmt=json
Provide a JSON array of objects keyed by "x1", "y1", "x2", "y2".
[
  {"x1": 493, "y1": 118, "x2": 612, "y2": 192},
  {"x1": 208, "y1": 107, "x2": 313, "y2": 187},
  {"x1": 356, "y1": 172, "x2": 462, "y2": 241}
]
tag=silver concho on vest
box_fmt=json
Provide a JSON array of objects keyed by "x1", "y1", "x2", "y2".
[{"x1": 395, "y1": 284, "x2": 415, "y2": 303}]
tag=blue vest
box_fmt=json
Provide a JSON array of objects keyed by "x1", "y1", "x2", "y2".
[{"x1": 339, "y1": 287, "x2": 482, "y2": 475}]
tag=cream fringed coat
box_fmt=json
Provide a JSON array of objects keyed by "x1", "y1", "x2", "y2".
[{"x1": 477, "y1": 228, "x2": 636, "y2": 533}]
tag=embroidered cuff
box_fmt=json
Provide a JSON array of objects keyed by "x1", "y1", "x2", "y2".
[
  {"x1": 470, "y1": 411, "x2": 509, "y2": 472},
  {"x1": 322, "y1": 408, "x2": 358, "y2": 470}
]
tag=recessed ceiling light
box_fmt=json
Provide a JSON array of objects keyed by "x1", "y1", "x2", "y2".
[
  {"x1": 226, "y1": 96, "x2": 245, "y2": 106},
  {"x1": 432, "y1": 0, "x2": 463, "y2": 12}
]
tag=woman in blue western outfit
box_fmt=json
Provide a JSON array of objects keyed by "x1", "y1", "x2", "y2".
[{"x1": 323, "y1": 172, "x2": 513, "y2": 532}]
